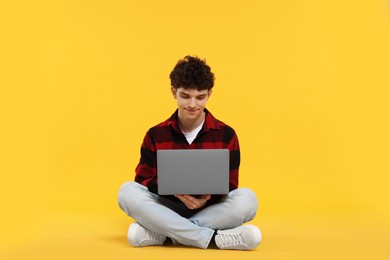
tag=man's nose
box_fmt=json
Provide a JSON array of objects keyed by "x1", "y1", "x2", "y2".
[{"x1": 188, "y1": 98, "x2": 196, "y2": 108}]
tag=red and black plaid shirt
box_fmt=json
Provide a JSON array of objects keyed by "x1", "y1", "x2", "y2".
[{"x1": 134, "y1": 108, "x2": 240, "y2": 204}]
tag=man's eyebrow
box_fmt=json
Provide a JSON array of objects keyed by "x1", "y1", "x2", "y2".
[{"x1": 179, "y1": 92, "x2": 207, "y2": 97}]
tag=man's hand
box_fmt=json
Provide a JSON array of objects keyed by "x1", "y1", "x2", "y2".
[{"x1": 175, "y1": 194, "x2": 211, "y2": 210}]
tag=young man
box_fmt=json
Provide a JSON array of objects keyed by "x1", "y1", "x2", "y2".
[{"x1": 118, "y1": 56, "x2": 262, "y2": 250}]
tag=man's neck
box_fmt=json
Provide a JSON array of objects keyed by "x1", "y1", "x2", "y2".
[{"x1": 178, "y1": 112, "x2": 205, "y2": 133}]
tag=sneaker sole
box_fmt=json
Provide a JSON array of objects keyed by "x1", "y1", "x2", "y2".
[
  {"x1": 244, "y1": 225, "x2": 262, "y2": 249},
  {"x1": 127, "y1": 223, "x2": 142, "y2": 246}
]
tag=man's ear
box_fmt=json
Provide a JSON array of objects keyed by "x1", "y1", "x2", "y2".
[
  {"x1": 208, "y1": 89, "x2": 213, "y2": 99},
  {"x1": 171, "y1": 87, "x2": 177, "y2": 99}
]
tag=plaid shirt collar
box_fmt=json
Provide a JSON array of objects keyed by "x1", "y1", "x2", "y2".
[{"x1": 167, "y1": 108, "x2": 221, "y2": 133}]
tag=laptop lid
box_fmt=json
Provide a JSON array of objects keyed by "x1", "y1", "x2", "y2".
[{"x1": 157, "y1": 149, "x2": 229, "y2": 195}]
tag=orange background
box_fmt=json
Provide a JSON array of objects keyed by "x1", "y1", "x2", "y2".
[{"x1": 1, "y1": 1, "x2": 390, "y2": 259}]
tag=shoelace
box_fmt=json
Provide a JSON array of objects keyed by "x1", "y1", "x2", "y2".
[
  {"x1": 217, "y1": 233, "x2": 244, "y2": 247},
  {"x1": 145, "y1": 230, "x2": 165, "y2": 243}
]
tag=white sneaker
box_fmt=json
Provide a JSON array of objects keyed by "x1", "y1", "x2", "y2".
[
  {"x1": 215, "y1": 225, "x2": 262, "y2": 250},
  {"x1": 127, "y1": 223, "x2": 167, "y2": 247}
]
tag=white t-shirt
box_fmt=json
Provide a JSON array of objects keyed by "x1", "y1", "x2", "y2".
[{"x1": 181, "y1": 116, "x2": 205, "y2": 145}]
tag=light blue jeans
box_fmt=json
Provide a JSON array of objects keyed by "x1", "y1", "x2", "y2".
[{"x1": 118, "y1": 181, "x2": 258, "y2": 249}]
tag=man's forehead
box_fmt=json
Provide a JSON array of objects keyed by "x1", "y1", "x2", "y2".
[{"x1": 177, "y1": 88, "x2": 209, "y2": 95}]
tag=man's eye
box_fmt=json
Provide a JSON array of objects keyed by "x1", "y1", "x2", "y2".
[{"x1": 197, "y1": 96, "x2": 206, "y2": 100}]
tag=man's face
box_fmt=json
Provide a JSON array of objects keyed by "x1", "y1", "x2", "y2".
[{"x1": 171, "y1": 87, "x2": 212, "y2": 122}]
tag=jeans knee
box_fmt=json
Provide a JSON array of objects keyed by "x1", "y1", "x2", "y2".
[
  {"x1": 230, "y1": 188, "x2": 258, "y2": 221},
  {"x1": 240, "y1": 188, "x2": 259, "y2": 212},
  {"x1": 118, "y1": 181, "x2": 144, "y2": 214}
]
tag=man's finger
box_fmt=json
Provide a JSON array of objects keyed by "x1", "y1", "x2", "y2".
[{"x1": 176, "y1": 195, "x2": 195, "y2": 208}]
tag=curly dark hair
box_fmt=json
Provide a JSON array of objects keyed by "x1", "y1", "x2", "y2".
[{"x1": 169, "y1": 55, "x2": 215, "y2": 90}]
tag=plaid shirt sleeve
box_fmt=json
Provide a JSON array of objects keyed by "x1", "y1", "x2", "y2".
[
  {"x1": 134, "y1": 129, "x2": 159, "y2": 194},
  {"x1": 226, "y1": 129, "x2": 240, "y2": 191}
]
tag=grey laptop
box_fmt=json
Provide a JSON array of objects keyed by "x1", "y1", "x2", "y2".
[{"x1": 157, "y1": 149, "x2": 229, "y2": 195}]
